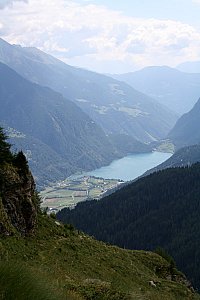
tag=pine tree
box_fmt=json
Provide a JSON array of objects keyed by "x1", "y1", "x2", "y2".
[
  {"x1": 13, "y1": 150, "x2": 28, "y2": 170},
  {"x1": 0, "y1": 127, "x2": 12, "y2": 164}
]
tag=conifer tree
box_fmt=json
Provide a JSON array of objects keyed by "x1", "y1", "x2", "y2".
[
  {"x1": 13, "y1": 150, "x2": 28, "y2": 170},
  {"x1": 0, "y1": 127, "x2": 12, "y2": 164}
]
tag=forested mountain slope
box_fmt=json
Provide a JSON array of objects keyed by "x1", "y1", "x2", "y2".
[{"x1": 57, "y1": 163, "x2": 200, "y2": 290}]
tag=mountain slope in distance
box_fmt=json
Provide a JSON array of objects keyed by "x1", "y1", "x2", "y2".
[
  {"x1": 0, "y1": 62, "x2": 119, "y2": 187},
  {"x1": 143, "y1": 144, "x2": 200, "y2": 177},
  {"x1": 112, "y1": 66, "x2": 200, "y2": 115},
  {"x1": 168, "y1": 98, "x2": 200, "y2": 149},
  {"x1": 0, "y1": 38, "x2": 177, "y2": 143},
  {"x1": 177, "y1": 60, "x2": 200, "y2": 73}
]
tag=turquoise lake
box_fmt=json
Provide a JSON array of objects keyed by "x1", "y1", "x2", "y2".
[{"x1": 87, "y1": 152, "x2": 172, "y2": 181}]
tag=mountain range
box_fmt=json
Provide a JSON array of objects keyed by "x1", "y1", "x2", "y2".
[
  {"x1": 1, "y1": 17, "x2": 200, "y2": 300},
  {"x1": 0, "y1": 62, "x2": 120, "y2": 187},
  {"x1": 0, "y1": 38, "x2": 177, "y2": 143},
  {"x1": 112, "y1": 66, "x2": 200, "y2": 115}
]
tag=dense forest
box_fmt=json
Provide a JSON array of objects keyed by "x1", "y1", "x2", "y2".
[{"x1": 57, "y1": 163, "x2": 200, "y2": 290}]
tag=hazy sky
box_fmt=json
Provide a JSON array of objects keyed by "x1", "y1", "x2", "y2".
[{"x1": 1, "y1": 0, "x2": 200, "y2": 73}]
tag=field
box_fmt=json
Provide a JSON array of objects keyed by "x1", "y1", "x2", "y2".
[{"x1": 40, "y1": 176, "x2": 123, "y2": 212}]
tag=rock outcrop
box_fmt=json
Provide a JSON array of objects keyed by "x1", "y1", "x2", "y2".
[{"x1": 0, "y1": 160, "x2": 38, "y2": 236}]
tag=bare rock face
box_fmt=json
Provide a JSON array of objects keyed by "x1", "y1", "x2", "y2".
[{"x1": 0, "y1": 163, "x2": 38, "y2": 236}]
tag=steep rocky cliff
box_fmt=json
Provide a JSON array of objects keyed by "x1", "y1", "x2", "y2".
[
  {"x1": 0, "y1": 128, "x2": 38, "y2": 236},
  {"x1": 0, "y1": 164, "x2": 37, "y2": 236}
]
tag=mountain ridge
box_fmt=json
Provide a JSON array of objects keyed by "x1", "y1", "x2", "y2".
[
  {"x1": 0, "y1": 61, "x2": 120, "y2": 187},
  {"x1": 112, "y1": 66, "x2": 200, "y2": 115},
  {"x1": 0, "y1": 38, "x2": 177, "y2": 143}
]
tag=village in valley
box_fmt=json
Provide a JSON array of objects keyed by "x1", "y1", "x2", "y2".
[{"x1": 40, "y1": 175, "x2": 124, "y2": 212}]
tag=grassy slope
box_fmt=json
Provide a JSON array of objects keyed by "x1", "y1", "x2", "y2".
[{"x1": 0, "y1": 214, "x2": 199, "y2": 300}]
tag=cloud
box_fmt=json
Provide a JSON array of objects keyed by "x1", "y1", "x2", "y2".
[
  {"x1": 0, "y1": 0, "x2": 28, "y2": 9},
  {"x1": 1, "y1": 0, "x2": 200, "y2": 73}
]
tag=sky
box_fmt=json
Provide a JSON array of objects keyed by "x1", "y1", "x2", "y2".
[{"x1": 1, "y1": 0, "x2": 200, "y2": 73}]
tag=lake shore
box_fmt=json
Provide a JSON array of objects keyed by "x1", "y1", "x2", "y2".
[{"x1": 41, "y1": 151, "x2": 171, "y2": 212}]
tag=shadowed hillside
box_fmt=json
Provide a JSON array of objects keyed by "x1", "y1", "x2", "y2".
[
  {"x1": 0, "y1": 62, "x2": 120, "y2": 188},
  {"x1": 168, "y1": 98, "x2": 200, "y2": 149}
]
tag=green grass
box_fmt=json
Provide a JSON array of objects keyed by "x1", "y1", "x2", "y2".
[
  {"x1": 0, "y1": 262, "x2": 65, "y2": 300},
  {"x1": 0, "y1": 214, "x2": 199, "y2": 300}
]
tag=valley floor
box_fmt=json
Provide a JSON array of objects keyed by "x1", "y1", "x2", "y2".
[{"x1": 40, "y1": 176, "x2": 123, "y2": 212}]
